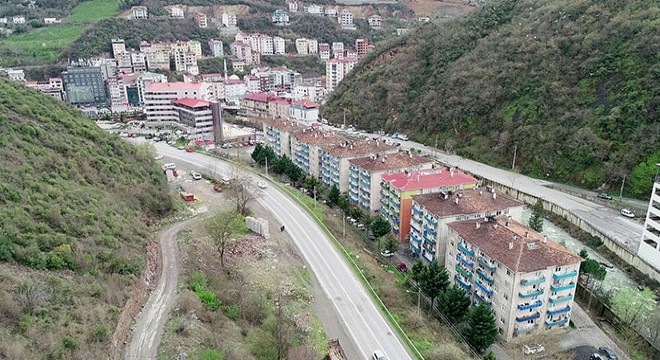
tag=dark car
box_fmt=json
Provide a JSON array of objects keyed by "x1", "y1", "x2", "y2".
[
  {"x1": 597, "y1": 192, "x2": 613, "y2": 200},
  {"x1": 598, "y1": 347, "x2": 618, "y2": 360},
  {"x1": 396, "y1": 263, "x2": 408, "y2": 273}
]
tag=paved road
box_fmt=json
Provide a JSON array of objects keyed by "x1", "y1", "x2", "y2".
[
  {"x1": 125, "y1": 218, "x2": 197, "y2": 360},
  {"x1": 152, "y1": 143, "x2": 414, "y2": 360}
]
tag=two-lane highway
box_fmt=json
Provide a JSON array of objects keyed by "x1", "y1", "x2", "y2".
[{"x1": 153, "y1": 143, "x2": 414, "y2": 360}]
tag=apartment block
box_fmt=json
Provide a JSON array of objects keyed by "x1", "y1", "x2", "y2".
[
  {"x1": 639, "y1": 164, "x2": 660, "y2": 271},
  {"x1": 380, "y1": 168, "x2": 478, "y2": 241},
  {"x1": 61, "y1": 66, "x2": 108, "y2": 107},
  {"x1": 368, "y1": 14, "x2": 382, "y2": 29},
  {"x1": 274, "y1": 36, "x2": 286, "y2": 55},
  {"x1": 144, "y1": 82, "x2": 209, "y2": 122},
  {"x1": 320, "y1": 141, "x2": 397, "y2": 192},
  {"x1": 355, "y1": 38, "x2": 370, "y2": 58},
  {"x1": 169, "y1": 5, "x2": 184, "y2": 18},
  {"x1": 349, "y1": 152, "x2": 434, "y2": 213},
  {"x1": 222, "y1": 12, "x2": 237, "y2": 27},
  {"x1": 338, "y1": 9, "x2": 355, "y2": 29},
  {"x1": 290, "y1": 100, "x2": 320, "y2": 123},
  {"x1": 262, "y1": 118, "x2": 306, "y2": 157},
  {"x1": 209, "y1": 39, "x2": 224, "y2": 57},
  {"x1": 319, "y1": 43, "x2": 331, "y2": 61},
  {"x1": 195, "y1": 12, "x2": 208, "y2": 28},
  {"x1": 325, "y1": 58, "x2": 358, "y2": 92},
  {"x1": 269, "y1": 98, "x2": 292, "y2": 119},
  {"x1": 131, "y1": 6, "x2": 148, "y2": 19},
  {"x1": 241, "y1": 92, "x2": 275, "y2": 117},
  {"x1": 24, "y1": 78, "x2": 64, "y2": 100},
  {"x1": 272, "y1": 9, "x2": 289, "y2": 26},
  {"x1": 410, "y1": 188, "x2": 524, "y2": 263},
  {"x1": 172, "y1": 98, "x2": 219, "y2": 140},
  {"x1": 446, "y1": 217, "x2": 582, "y2": 340},
  {"x1": 288, "y1": 0, "x2": 299, "y2": 12},
  {"x1": 296, "y1": 38, "x2": 311, "y2": 55},
  {"x1": 111, "y1": 38, "x2": 126, "y2": 58},
  {"x1": 291, "y1": 129, "x2": 346, "y2": 178}
]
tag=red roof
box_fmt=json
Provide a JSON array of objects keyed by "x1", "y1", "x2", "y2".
[
  {"x1": 226, "y1": 79, "x2": 244, "y2": 85},
  {"x1": 382, "y1": 169, "x2": 478, "y2": 191},
  {"x1": 172, "y1": 98, "x2": 211, "y2": 108},
  {"x1": 242, "y1": 92, "x2": 274, "y2": 102},
  {"x1": 292, "y1": 100, "x2": 320, "y2": 108},
  {"x1": 271, "y1": 98, "x2": 292, "y2": 105}
]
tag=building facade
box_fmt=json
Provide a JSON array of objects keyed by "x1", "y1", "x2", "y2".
[
  {"x1": 320, "y1": 141, "x2": 397, "y2": 192},
  {"x1": 638, "y1": 164, "x2": 660, "y2": 271},
  {"x1": 446, "y1": 217, "x2": 582, "y2": 341},
  {"x1": 325, "y1": 58, "x2": 358, "y2": 92},
  {"x1": 172, "y1": 98, "x2": 218, "y2": 140},
  {"x1": 143, "y1": 82, "x2": 209, "y2": 122},
  {"x1": 61, "y1": 66, "x2": 108, "y2": 107},
  {"x1": 291, "y1": 129, "x2": 345, "y2": 178},
  {"x1": 209, "y1": 39, "x2": 224, "y2": 57},
  {"x1": 262, "y1": 118, "x2": 306, "y2": 157},
  {"x1": 290, "y1": 100, "x2": 320, "y2": 123}
]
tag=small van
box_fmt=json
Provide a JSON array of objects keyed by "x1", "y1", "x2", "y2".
[{"x1": 162, "y1": 163, "x2": 176, "y2": 171}]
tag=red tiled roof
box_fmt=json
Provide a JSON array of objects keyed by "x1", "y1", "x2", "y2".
[
  {"x1": 412, "y1": 188, "x2": 523, "y2": 218},
  {"x1": 291, "y1": 100, "x2": 320, "y2": 108},
  {"x1": 242, "y1": 92, "x2": 273, "y2": 102},
  {"x1": 448, "y1": 217, "x2": 582, "y2": 273},
  {"x1": 349, "y1": 151, "x2": 433, "y2": 172},
  {"x1": 226, "y1": 79, "x2": 244, "y2": 85},
  {"x1": 293, "y1": 129, "x2": 346, "y2": 145},
  {"x1": 172, "y1": 98, "x2": 211, "y2": 108},
  {"x1": 382, "y1": 169, "x2": 477, "y2": 191},
  {"x1": 271, "y1": 98, "x2": 292, "y2": 105}
]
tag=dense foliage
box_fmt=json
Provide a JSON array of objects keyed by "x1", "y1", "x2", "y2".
[
  {"x1": 0, "y1": 78, "x2": 172, "y2": 272},
  {"x1": 324, "y1": 0, "x2": 660, "y2": 195}
]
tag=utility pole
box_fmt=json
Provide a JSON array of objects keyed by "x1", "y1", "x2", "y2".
[
  {"x1": 511, "y1": 144, "x2": 517, "y2": 170},
  {"x1": 417, "y1": 286, "x2": 421, "y2": 315},
  {"x1": 342, "y1": 210, "x2": 346, "y2": 238},
  {"x1": 314, "y1": 186, "x2": 317, "y2": 208},
  {"x1": 343, "y1": 108, "x2": 347, "y2": 130},
  {"x1": 619, "y1": 175, "x2": 626, "y2": 201},
  {"x1": 265, "y1": 156, "x2": 268, "y2": 176}
]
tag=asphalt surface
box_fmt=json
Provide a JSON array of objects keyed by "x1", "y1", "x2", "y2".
[
  {"x1": 151, "y1": 143, "x2": 414, "y2": 360},
  {"x1": 125, "y1": 218, "x2": 198, "y2": 360}
]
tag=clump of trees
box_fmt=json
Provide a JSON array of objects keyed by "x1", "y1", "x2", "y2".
[{"x1": 251, "y1": 143, "x2": 303, "y2": 183}]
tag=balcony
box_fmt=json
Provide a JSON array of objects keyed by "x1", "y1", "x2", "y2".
[
  {"x1": 548, "y1": 295, "x2": 573, "y2": 304},
  {"x1": 411, "y1": 221, "x2": 422, "y2": 232},
  {"x1": 455, "y1": 264, "x2": 472, "y2": 279},
  {"x1": 455, "y1": 275, "x2": 471, "y2": 290},
  {"x1": 349, "y1": 194, "x2": 359, "y2": 203},
  {"x1": 391, "y1": 206, "x2": 400, "y2": 215},
  {"x1": 380, "y1": 198, "x2": 388, "y2": 207},
  {"x1": 551, "y1": 282, "x2": 576, "y2": 293},
  {"x1": 515, "y1": 312, "x2": 540, "y2": 323},
  {"x1": 350, "y1": 167, "x2": 359, "y2": 174},
  {"x1": 475, "y1": 280, "x2": 493, "y2": 296},
  {"x1": 457, "y1": 243, "x2": 474, "y2": 257},
  {"x1": 380, "y1": 182, "x2": 389, "y2": 190},
  {"x1": 424, "y1": 224, "x2": 437, "y2": 236},
  {"x1": 545, "y1": 318, "x2": 569, "y2": 327},
  {"x1": 553, "y1": 271, "x2": 578, "y2": 281},
  {"x1": 456, "y1": 253, "x2": 474, "y2": 268},
  {"x1": 422, "y1": 251, "x2": 435, "y2": 263},
  {"x1": 412, "y1": 205, "x2": 423, "y2": 216},
  {"x1": 425, "y1": 214, "x2": 438, "y2": 226},
  {"x1": 519, "y1": 289, "x2": 544, "y2": 298},
  {"x1": 380, "y1": 207, "x2": 389, "y2": 216},
  {"x1": 517, "y1": 301, "x2": 543, "y2": 311},
  {"x1": 380, "y1": 188, "x2": 390, "y2": 198},
  {"x1": 478, "y1": 257, "x2": 497, "y2": 271},
  {"x1": 474, "y1": 290, "x2": 491, "y2": 304},
  {"x1": 360, "y1": 179, "x2": 370, "y2": 188},
  {"x1": 477, "y1": 269, "x2": 494, "y2": 285},
  {"x1": 349, "y1": 173, "x2": 358, "y2": 182},
  {"x1": 520, "y1": 277, "x2": 546, "y2": 286},
  {"x1": 410, "y1": 241, "x2": 420, "y2": 253},
  {"x1": 410, "y1": 232, "x2": 422, "y2": 244},
  {"x1": 547, "y1": 306, "x2": 571, "y2": 316},
  {"x1": 389, "y1": 197, "x2": 400, "y2": 207}
]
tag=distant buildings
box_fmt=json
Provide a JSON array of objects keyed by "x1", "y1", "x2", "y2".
[
  {"x1": 209, "y1": 39, "x2": 224, "y2": 57},
  {"x1": 12, "y1": 16, "x2": 26, "y2": 24},
  {"x1": 639, "y1": 164, "x2": 660, "y2": 272},
  {"x1": 287, "y1": 0, "x2": 299, "y2": 12},
  {"x1": 338, "y1": 10, "x2": 355, "y2": 29},
  {"x1": 25, "y1": 78, "x2": 64, "y2": 100},
  {"x1": 168, "y1": 5, "x2": 184, "y2": 19},
  {"x1": 131, "y1": 6, "x2": 148, "y2": 19},
  {"x1": 61, "y1": 66, "x2": 108, "y2": 107},
  {"x1": 172, "y1": 98, "x2": 220, "y2": 140},
  {"x1": 195, "y1": 12, "x2": 208, "y2": 28},
  {"x1": 272, "y1": 10, "x2": 289, "y2": 26},
  {"x1": 43, "y1": 17, "x2": 60, "y2": 24},
  {"x1": 295, "y1": 38, "x2": 318, "y2": 55},
  {"x1": 319, "y1": 43, "x2": 331, "y2": 61},
  {"x1": 143, "y1": 82, "x2": 210, "y2": 122},
  {"x1": 222, "y1": 12, "x2": 237, "y2": 27},
  {"x1": 325, "y1": 58, "x2": 358, "y2": 92},
  {"x1": 273, "y1": 36, "x2": 286, "y2": 55},
  {"x1": 355, "y1": 38, "x2": 372, "y2": 59},
  {"x1": 368, "y1": 14, "x2": 382, "y2": 29}
]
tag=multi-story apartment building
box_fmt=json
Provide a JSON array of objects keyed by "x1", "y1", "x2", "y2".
[
  {"x1": 173, "y1": 41, "x2": 201, "y2": 74},
  {"x1": 380, "y1": 168, "x2": 478, "y2": 241},
  {"x1": 291, "y1": 129, "x2": 346, "y2": 178},
  {"x1": 332, "y1": 42, "x2": 344, "y2": 54},
  {"x1": 338, "y1": 9, "x2": 355, "y2": 29},
  {"x1": 111, "y1": 38, "x2": 126, "y2": 58},
  {"x1": 135, "y1": 72, "x2": 167, "y2": 104},
  {"x1": 172, "y1": 98, "x2": 219, "y2": 140},
  {"x1": 355, "y1": 38, "x2": 370, "y2": 58},
  {"x1": 446, "y1": 217, "x2": 582, "y2": 340},
  {"x1": 288, "y1": 0, "x2": 299, "y2": 12},
  {"x1": 269, "y1": 98, "x2": 292, "y2": 119},
  {"x1": 348, "y1": 152, "x2": 433, "y2": 213},
  {"x1": 368, "y1": 14, "x2": 382, "y2": 29},
  {"x1": 241, "y1": 92, "x2": 275, "y2": 117},
  {"x1": 307, "y1": 38, "x2": 319, "y2": 54},
  {"x1": 325, "y1": 58, "x2": 358, "y2": 92},
  {"x1": 130, "y1": 52, "x2": 147, "y2": 72},
  {"x1": 290, "y1": 100, "x2": 320, "y2": 123},
  {"x1": 131, "y1": 6, "x2": 148, "y2": 19},
  {"x1": 195, "y1": 12, "x2": 208, "y2": 28},
  {"x1": 639, "y1": 164, "x2": 660, "y2": 271},
  {"x1": 272, "y1": 9, "x2": 289, "y2": 26},
  {"x1": 304, "y1": 4, "x2": 324, "y2": 15},
  {"x1": 319, "y1": 43, "x2": 331, "y2": 61},
  {"x1": 262, "y1": 118, "x2": 306, "y2": 157},
  {"x1": 410, "y1": 188, "x2": 524, "y2": 263},
  {"x1": 24, "y1": 78, "x2": 64, "y2": 100},
  {"x1": 320, "y1": 141, "x2": 397, "y2": 192},
  {"x1": 143, "y1": 82, "x2": 209, "y2": 122},
  {"x1": 209, "y1": 39, "x2": 224, "y2": 57},
  {"x1": 168, "y1": 5, "x2": 184, "y2": 19},
  {"x1": 222, "y1": 12, "x2": 237, "y2": 27},
  {"x1": 61, "y1": 66, "x2": 108, "y2": 107},
  {"x1": 296, "y1": 38, "x2": 311, "y2": 55},
  {"x1": 106, "y1": 76, "x2": 126, "y2": 106},
  {"x1": 273, "y1": 36, "x2": 286, "y2": 55}
]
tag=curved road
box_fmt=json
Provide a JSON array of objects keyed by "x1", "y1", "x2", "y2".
[
  {"x1": 125, "y1": 218, "x2": 197, "y2": 360},
  {"x1": 149, "y1": 143, "x2": 414, "y2": 360}
]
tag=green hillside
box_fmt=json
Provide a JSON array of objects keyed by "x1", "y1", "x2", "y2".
[
  {"x1": 0, "y1": 79, "x2": 172, "y2": 358},
  {"x1": 323, "y1": 0, "x2": 660, "y2": 197}
]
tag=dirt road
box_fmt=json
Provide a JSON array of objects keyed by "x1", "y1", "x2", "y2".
[{"x1": 125, "y1": 218, "x2": 198, "y2": 360}]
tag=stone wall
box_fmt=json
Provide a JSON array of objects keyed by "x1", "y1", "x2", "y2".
[{"x1": 246, "y1": 216, "x2": 270, "y2": 239}]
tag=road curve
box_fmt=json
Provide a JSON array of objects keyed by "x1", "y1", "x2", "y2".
[
  {"x1": 125, "y1": 218, "x2": 197, "y2": 360},
  {"x1": 152, "y1": 143, "x2": 414, "y2": 360}
]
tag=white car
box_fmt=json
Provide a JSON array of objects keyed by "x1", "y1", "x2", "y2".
[
  {"x1": 256, "y1": 181, "x2": 267, "y2": 189},
  {"x1": 372, "y1": 350, "x2": 388, "y2": 360},
  {"x1": 380, "y1": 250, "x2": 394, "y2": 258},
  {"x1": 222, "y1": 176, "x2": 232, "y2": 183},
  {"x1": 620, "y1": 209, "x2": 635, "y2": 218},
  {"x1": 154, "y1": 154, "x2": 164, "y2": 160},
  {"x1": 190, "y1": 171, "x2": 202, "y2": 180}
]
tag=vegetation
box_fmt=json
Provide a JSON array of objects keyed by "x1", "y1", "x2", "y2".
[
  {"x1": 0, "y1": 79, "x2": 172, "y2": 357},
  {"x1": 261, "y1": 55, "x2": 325, "y2": 75},
  {"x1": 436, "y1": 285, "x2": 471, "y2": 324},
  {"x1": 369, "y1": 216, "x2": 392, "y2": 239},
  {"x1": 462, "y1": 303, "x2": 498, "y2": 353},
  {"x1": 324, "y1": 0, "x2": 660, "y2": 197},
  {"x1": 206, "y1": 211, "x2": 246, "y2": 267},
  {"x1": 251, "y1": 143, "x2": 303, "y2": 184},
  {"x1": 416, "y1": 260, "x2": 449, "y2": 304},
  {"x1": 528, "y1": 200, "x2": 544, "y2": 233}
]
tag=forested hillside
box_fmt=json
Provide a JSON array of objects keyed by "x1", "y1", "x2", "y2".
[
  {"x1": 0, "y1": 79, "x2": 172, "y2": 358},
  {"x1": 324, "y1": 0, "x2": 660, "y2": 197}
]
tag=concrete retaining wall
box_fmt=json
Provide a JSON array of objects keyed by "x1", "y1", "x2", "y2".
[
  {"x1": 246, "y1": 216, "x2": 270, "y2": 239},
  {"x1": 484, "y1": 181, "x2": 660, "y2": 283}
]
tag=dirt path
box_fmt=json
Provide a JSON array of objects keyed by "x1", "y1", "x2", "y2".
[{"x1": 124, "y1": 217, "x2": 199, "y2": 360}]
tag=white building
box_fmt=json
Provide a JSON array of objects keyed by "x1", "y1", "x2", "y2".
[
  {"x1": 222, "y1": 12, "x2": 237, "y2": 27},
  {"x1": 144, "y1": 82, "x2": 210, "y2": 122},
  {"x1": 195, "y1": 12, "x2": 208, "y2": 28},
  {"x1": 296, "y1": 38, "x2": 310, "y2": 55},
  {"x1": 287, "y1": 0, "x2": 299, "y2": 12},
  {"x1": 368, "y1": 14, "x2": 382, "y2": 29},
  {"x1": 272, "y1": 10, "x2": 289, "y2": 26},
  {"x1": 338, "y1": 10, "x2": 354, "y2": 29},
  {"x1": 209, "y1": 39, "x2": 224, "y2": 57},
  {"x1": 273, "y1": 36, "x2": 286, "y2": 55},
  {"x1": 639, "y1": 164, "x2": 660, "y2": 272},
  {"x1": 169, "y1": 6, "x2": 184, "y2": 19},
  {"x1": 304, "y1": 4, "x2": 324, "y2": 15},
  {"x1": 319, "y1": 43, "x2": 331, "y2": 61},
  {"x1": 290, "y1": 100, "x2": 320, "y2": 124},
  {"x1": 7, "y1": 68, "x2": 25, "y2": 82},
  {"x1": 325, "y1": 58, "x2": 358, "y2": 92},
  {"x1": 12, "y1": 16, "x2": 26, "y2": 24},
  {"x1": 43, "y1": 17, "x2": 60, "y2": 24},
  {"x1": 131, "y1": 6, "x2": 148, "y2": 19}
]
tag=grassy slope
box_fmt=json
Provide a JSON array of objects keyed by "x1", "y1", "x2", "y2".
[
  {"x1": 323, "y1": 0, "x2": 660, "y2": 193},
  {"x1": 0, "y1": 0, "x2": 121, "y2": 66},
  {"x1": 0, "y1": 79, "x2": 171, "y2": 358}
]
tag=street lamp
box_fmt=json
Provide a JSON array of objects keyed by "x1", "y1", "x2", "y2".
[{"x1": 406, "y1": 287, "x2": 421, "y2": 315}]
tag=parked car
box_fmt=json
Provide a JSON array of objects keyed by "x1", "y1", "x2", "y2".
[
  {"x1": 380, "y1": 250, "x2": 394, "y2": 258},
  {"x1": 598, "y1": 347, "x2": 618, "y2": 360},
  {"x1": 368, "y1": 231, "x2": 376, "y2": 241},
  {"x1": 222, "y1": 176, "x2": 232, "y2": 183},
  {"x1": 396, "y1": 263, "x2": 408, "y2": 273},
  {"x1": 372, "y1": 350, "x2": 388, "y2": 360},
  {"x1": 597, "y1": 192, "x2": 613, "y2": 200},
  {"x1": 213, "y1": 183, "x2": 224, "y2": 192},
  {"x1": 590, "y1": 354, "x2": 605, "y2": 360},
  {"x1": 256, "y1": 181, "x2": 267, "y2": 189},
  {"x1": 154, "y1": 154, "x2": 164, "y2": 160},
  {"x1": 190, "y1": 171, "x2": 202, "y2": 180},
  {"x1": 620, "y1": 209, "x2": 635, "y2": 218}
]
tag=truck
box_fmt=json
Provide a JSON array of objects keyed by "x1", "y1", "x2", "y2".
[{"x1": 326, "y1": 339, "x2": 346, "y2": 360}]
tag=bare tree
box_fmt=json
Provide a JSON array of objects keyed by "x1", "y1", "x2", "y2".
[
  {"x1": 271, "y1": 290, "x2": 294, "y2": 360},
  {"x1": 206, "y1": 210, "x2": 244, "y2": 267},
  {"x1": 226, "y1": 170, "x2": 258, "y2": 216}
]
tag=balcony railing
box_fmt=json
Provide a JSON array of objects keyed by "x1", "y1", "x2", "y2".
[
  {"x1": 545, "y1": 318, "x2": 569, "y2": 327},
  {"x1": 412, "y1": 205, "x2": 423, "y2": 216},
  {"x1": 478, "y1": 257, "x2": 497, "y2": 271},
  {"x1": 380, "y1": 182, "x2": 389, "y2": 190},
  {"x1": 477, "y1": 269, "x2": 494, "y2": 285},
  {"x1": 515, "y1": 312, "x2": 540, "y2": 323},
  {"x1": 422, "y1": 250, "x2": 435, "y2": 263},
  {"x1": 410, "y1": 240, "x2": 420, "y2": 253},
  {"x1": 553, "y1": 271, "x2": 578, "y2": 281},
  {"x1": 411, "y1": 221, "x2": 422, "y2": 232},
  {"x1": 410, "y1": 232, "x2": 422, "y2": 244},
  {"x1": 458, "y1": 243, "x2": 474, "y2": 257},
  {"x1": 521, "y1": 276, "x2": 546, "y2": 286},
  {"x1": 517, "y1": 300, "x2": 543, "y2": 311},
  {"x1": 455, "y1": 264, "x2": 472, "y2": 279},
  {"x1": 551, "y1": 282, "x2": 576, "y2": 293},
  {"x1": 519, "y1": 289, "x2": 544, "y2": 298},
  {"x1": 380, "y1": 198, "x2": 388, "y2": 207},
  {"x1": 425, "y1": 214, "x2": 438, "y2": 226},
  {"x1": 455, "y1": 275, "x2": 471, "y2": 290},
  {"x1": 548, "y1": 295, "x2": 573, "y2": 304},
  {"x1": 475, "y1": 280, "x2": 493, "y2": 296},
  {"x1": 547, "y1": 306, "x2": 571, "y2": 316},
  {"x1": 380, "y1": 207, "x2": 389, "y2": 216},
  {"x1": 424, "y1": 224, "x2": 437, "y2": 236},
  {"x1": 456, "y1": 253, "x2": 474, "y2": 268},
  {"x1": 474, "y1": 290, "x2": 491, "y2": 304}
]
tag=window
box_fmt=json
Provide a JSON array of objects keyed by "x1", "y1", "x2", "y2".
[
  {"x1": 500, "y1": 317, "x2": 506, "y2": 324},
  {"x1": 503, "y1": 293, "x2": 509, "y2": 300},
  {"x1": 501, "y1": 304, "x2": 506, "y2": 311},
  {"x1": 499, "y1": 328, "x2": 504, "y2": 335},
  {"x1": 506, "y1": 269, "x2": 512, "y2": 276}
]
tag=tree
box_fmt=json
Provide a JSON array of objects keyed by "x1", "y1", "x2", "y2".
[
  {"x1": 463, "y1": 303, "x2": 498, "y2": 353},
  {"x1": 206, "y1": 211, "x2": 244, "y2": 267},
  {"x1": 580, "y1": 259, "x2": 606, "y2": 288},
  {"x1": 611, "y1": 287, "x2": 655, "y2": 327},
  {"x1": 482, "y1": 351, "x2": 496, "y2": 360},
  {"x1": 328, "y1": 185, "x2": 340, "y2": 206},
  {"x1": 418, "y1": 261, "x2": 449, "y2": 304},
  {"x1": 528, "y1": 200, "x2": 544, "y2": 232},
  {"x1": 436, "y1": 285, "x2": 471, "y2": 323},
  {"x1": 338, "y1": 194, "x2": 349, "y2": 210},
  {"x1": 578, "y1": 248, "x2": 589, "y2": 259},
  {"x1": 227, "y1": 172, "x2": 258, "y2": 216},
  {"x1": 410, "y1": 260, "x2": 425, "y2": 283},
  {"x1": 370, "y1": 216, "x2": 391, "y2": 238},
  {"x1": 381, "y1": 235, "x2": 398, "y2": 254}
]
